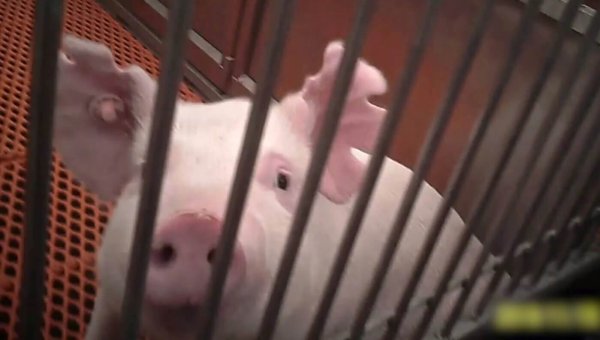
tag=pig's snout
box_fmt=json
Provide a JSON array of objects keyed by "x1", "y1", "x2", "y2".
[{"x1": 145, "y1": 213, "x2": 246, "y2": 307}]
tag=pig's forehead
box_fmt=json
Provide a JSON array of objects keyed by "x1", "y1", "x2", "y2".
[
  {"x1": 174, "y1": 99, "x2": 251, "y2": 141},
  {"x1": 166, "y1": 98, "x2": 306, "y2": 165}
]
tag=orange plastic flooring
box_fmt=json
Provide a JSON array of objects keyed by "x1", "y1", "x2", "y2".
[{"x1": 0, "y1": 0, "x2": 202, "y2": 338}]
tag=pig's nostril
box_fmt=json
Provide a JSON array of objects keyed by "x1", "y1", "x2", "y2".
[
  {"x1": 152, "y1": 244, "x2": 176, "y2": 267},
  {"x1": 206, "y1": 248, "x2": 216, "y2": 264}
]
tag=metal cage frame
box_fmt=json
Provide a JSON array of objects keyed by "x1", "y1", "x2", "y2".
[{"x1": 15, "y1": 0, "x2": 600, "y2": 339}]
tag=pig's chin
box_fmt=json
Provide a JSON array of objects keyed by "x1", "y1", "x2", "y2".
[
  {"x1": 142, "y1": 263, "x2": 246, "y2": 310},
  {"x1": 142, "y1": 301, "x2": 204, "y2": 336}
]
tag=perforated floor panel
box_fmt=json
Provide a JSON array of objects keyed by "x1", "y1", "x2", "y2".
[{"x1": 0, "y1": 0, "x2": 202, "y2": 338}]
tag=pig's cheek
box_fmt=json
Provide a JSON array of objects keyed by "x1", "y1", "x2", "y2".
[
  {"x1": 96, "y1": 196, "x2": 140, "y2": 306},
  {"x1": 274, "y1": 188, "x2": 298, "y2": 214},
  {"x1": 236, "y1": 215, "x2": 270, "y2": 295}
]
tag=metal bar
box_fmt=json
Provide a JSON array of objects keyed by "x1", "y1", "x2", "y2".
[
  {"x1": 541, "y1": 139, "x2": 600, "y2": 270},
  {"x1": 572, "y1": 189, "x2": 600, "y2": 257},
  {"x1": 255, "y1": 1, "x2": 379, "y2": 339},
  {"x1": 348, "y1": 1, "x2": 495, "y2": 338},
  {"x1": 531, "y1": 158, "x2": 600, "y2": 282},
  {"x1": 565, "y1": 188, "x2": 600, "y2": 262},
  {"x1": 405, "y1": 1, "x2": 544, "y2": 339},
  {"x1": 446, "y1": 251, "x2": 600, "y2": 340},
  {"x1": 474, "y1": 43, "x2": 600, "y2": 312},
  {"x1": 532, "y1": 158, "x2": 600, "y2": 275},
  {"x1": 441, "y1": 0, "x2": 584, "y2": 335},
  {"x1": 526, "y1": 100, "x2": 600, "y2": 285},
  {"x1": 521, "y1": 0, "x2": 600, "y2": 41},
  {"x1": 382, "y1": 2, "x2": 500, "y2": 339},
  {"x1": 336, "y1": 224, "x2": 565, "y2": 340},
  {"x1": 119, "y1": 1, "x2": 196, "y2": 338},
  {"x1": 101, "y1": 0, "x2": 224, "y2": 102},
  {"x1": 502, "y1": 7, "x2": 600, "y2": 292},
  {"x1": 305, "y1": 1, "x2": 444, "y2": 339},
  {"x1": 196, "y1": 0, "x2": 299, "y2": 338},
  {"x1": 579, "y1": 205, "x2": 600, "y2": 254},
  {"x1": 18, "y1": 1, "x2": 64, "y2": 339},
  {"x1": 482, "y1": 8, "x2": 600, "y2": 298},
  {"x1": 572, "y1": 204, "x2": 600, "y2": 254}
]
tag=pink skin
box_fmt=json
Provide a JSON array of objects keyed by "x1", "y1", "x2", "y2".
[
  {"x1": 53, "y1": 35, "x2": 508, "y2": 340},
  {"x1": 146, "y1": 213, "x2": 246, "y2": 307},
  {"x1": 52, "y1": 35, "x2": 391, "y2": 339}
]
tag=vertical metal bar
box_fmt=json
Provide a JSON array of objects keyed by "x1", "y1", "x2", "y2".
[
  {"x1": 475, "y1": 43, "x2": 600, "y2": 311},
  {"x1": 18, "y1": 1, "x2": 64, "y2": 339},
  {"x1": 523, "y1": 92, "x2": 600, "y2": 285},
  {"x1": 407, "y1": 1, "x2": 543, "y2": 339},
  {"x1": 530, "y1": 131, "x2": 600, "y2": 283},
  {"x1": 571, "y1": 196, "x2": 600, "y2": 255},
  {"x1": 349, "y1": 1, "x2": 495, "y2": 338},
  {"x1": 504, "y1": 114, "x2": 600, "y2": 293},
  {"x1": 441, "y1": 0, "x2": 584, "y2": 335},
  {"x1": 382, "y1": 2, "x2": 497, "y2": 340},
  {"x1": 305, "y1": 1, "x2": 443, "y2": 338},
  {"x1": 554, "y1": 182, "x2": 600, "y2": 267},
  {"x1": 579, "y1": 205, "x2": 600, "y2": 255},
  {"x1": 196, "y1": 0, "x2": 299, "y2": 338},
  {"x1": 255, "y1": 2, "x2": 379, "y2": 339},
  {"x1": 571, "y1": 185, "x2": 600, "y2": 258},
  {"x1": 509, "y1": 5, "x2": 600, "y2": 292},
  {"x1": 477, "y1": 1, "x2": 600, "y2": 300},
  {"x1": 119, "y1": 1, "x2": 196, "y2": 338}
]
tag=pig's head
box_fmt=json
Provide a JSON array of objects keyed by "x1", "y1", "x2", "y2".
[{"x1": 52, "y1": 35, "x2": 387, "y2": 336}]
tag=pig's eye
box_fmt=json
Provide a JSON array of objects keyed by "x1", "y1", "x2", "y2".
[{"x1": 276, "y1": 171, "x2": 290, "y2": 191}]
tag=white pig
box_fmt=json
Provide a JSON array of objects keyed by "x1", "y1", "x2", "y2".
[{"x1": 52, "y1": 34, "x2": 508, "y2": 340}]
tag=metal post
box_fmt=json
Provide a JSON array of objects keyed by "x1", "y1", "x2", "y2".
[
  {"x1": 119, "y1": 1, "x2": 196, "y2": 338},
  {"x1": 497, "y1": 7, "x2": 600, "y2": 294},
  {"x1": 255, "y1": 1, "x2": 380, "y2": 339},
  {"x1": 382, "y1": 2, "x2": 499, "y2": 339},
  {"x1": 578, "y1": 205, "x2": 600, "y2": 255},
  {"x1": 474, "y1": 47, "x2": 600, "y2": 313},
  {"x1": 349, "y1": 1, "x2": 495, "y2": 338},
  {"x1": 18, "y1": 1, "x2": 64, "y2": 339},
  {"x1": 306, "y1": 1, "x2": 443, "y2": 338},
  {"x1": 196, "y1": 0, "x2": 299, "y2": 338},
  {"x1": 530, "y1": 143, "x2": 600, "y2": 282},
  {"x1": 441, "y1": 0, "x2": 584, "y2": 335},
  {"x1": 405, "y1": 1, "x2": 543, "y2": 338}
]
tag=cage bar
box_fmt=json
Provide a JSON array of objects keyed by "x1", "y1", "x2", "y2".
[
  {"x1": 404, "y1": 1, "x2": 544, "y2": 338},
  {"x1": 441, "y1": 0, "x2": 584, "y2": 335},
  {"x1": 530, "y1": 131, "x2": 600, "y2": 283},
  {"x1": 9, "y1": 0, "x2": 600, "y2": 339},
  {"x1": 255, "y1": 1, "x2": 379, "y2": 339},
  {"x1": 519, "y1": 91, "x2": 600, "y2": 287},
  {"x1": 475, "y1": 52, "x2": 600, "y2": 311},
  {"x1": 196, "y1": 0, "x2": 300, "y2": 338},
  {"x1": 381, "y1": 2, "x2": 497, "y2": 339},
  {"x1": 578, "y1": 205, "x2": 600, "y2": 255},
  {"x1": 494, "y1": 4, "x2": 600, "y2": 292},
  {"x1": 305, "y1": 1, "x2": 443, "y2": 338},
  {"x1": 18, "y1": 1, "x2": 64, "y2": 339},
  {"x1": 119, "y1": 0, "x2": 196, "y2": 338},
  {"x1": 537, "y1": 142, "x2": 600, "y2": 274},
  {"x1": 507, "y1": 111, "x2": 600, "y2": 293},
  {"x1": 348, "y1": 1, "x2": 496, "y2": 338},
  {"x1": 569, "y1": 192, "x2": 600, "y2": 260}
]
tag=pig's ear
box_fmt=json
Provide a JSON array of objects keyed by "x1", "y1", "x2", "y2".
[
  {"x1": 280, "y1": 41, "x2": 388, "y2": 203},
  {"x1": 52, "y1": 34, "x2": 157, "y2": 201}
]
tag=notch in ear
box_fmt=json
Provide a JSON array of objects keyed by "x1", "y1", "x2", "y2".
[
  {"x1": 280, "y1": 40, "x2": 388, "y2": 203},
  {"x1": 52, "y1": 34, "x2": 158, "y2": 201}
]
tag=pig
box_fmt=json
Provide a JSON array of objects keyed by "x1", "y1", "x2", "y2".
[{"x1": 52, "y1": 34, "x2": 509, "y2": 340}]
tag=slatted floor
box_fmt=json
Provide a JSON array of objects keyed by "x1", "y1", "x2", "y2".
[{"x1": 0, "y1": 0, "x2": 201, "y2": 338}]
